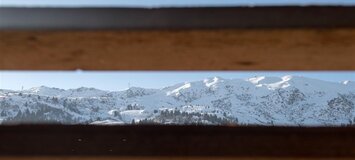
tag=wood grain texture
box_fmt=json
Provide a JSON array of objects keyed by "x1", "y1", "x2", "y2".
[{"x1": 1, "y1": 29, "x2": 355, "y2": 70}]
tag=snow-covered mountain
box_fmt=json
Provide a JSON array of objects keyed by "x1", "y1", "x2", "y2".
[{"x1": 0, "y1": 75, "x2": 354, "y2": 126}]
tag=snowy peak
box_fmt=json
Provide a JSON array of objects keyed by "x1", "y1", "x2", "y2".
[
  {"x1": 24, "y1": 86, "x2": 107, "y2": 98},
  {"x1": 165, "y1": 75, "x2": 354, "y2": 98},
  {"x1": 280, "y1": 75, "x2": 321, "y2": 84},
  {"x1": 343, "y1": 80, "x2": 351, "y2": 85},
  {"x1": 25, "y1": 86, "x2": 65, "y2": 96},
  {"x1": 342, "y1": 81, "x2": 355, "y2": 91},
  {"x1": 248, "y1": 76, "x2": 283, "y2": 85},
  {"x1": 66, "y1": 87, "x2": 107, "y2": 98},
  {"x1": 247, "y1": 75, "x2": 310, "y2": 85},
  {"x1": 0, "y1": 75, "x2": 355, "y2": 126},
  {"x1": 125, "y1": 87, "x2": 157, "y2": 92},
  {"x1": 120, "y1": 87, "x2": 158, "y2": 98},
  {"x1": 22, "y1": 76, "x2": 354, "y2": 98},
  {"x1": 166, "y1": 77, "x2": 228, "y2": 97},
  {"x1": 204, "y1": 76, "x2": 225, "y2": 87},
  {"x1": 167, "y1": 82, "x2": 192, "y2": 96},
  {"x1": 28, "y1": 86, "x2": 63, "y2": 92},
  {"x1": 244, "y1": 75, "x2": 351, "y2": 92},
  {"x1": 247, "y1": 75, "x2": 296, "y2": 90},
  {"x1": 343, "y1": 80, "x2": 355, "y2": 87}
]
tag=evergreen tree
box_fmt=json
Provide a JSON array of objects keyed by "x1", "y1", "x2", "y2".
[
  {"x1": 52, "y1": 97, "x2": 59, "y2": 104},
  {"x1": 0, "y1": 111, "x2": 7, "y2": 116},
  {"x1": 127, "y1": 104, "x2": 133, "y2": 110},
  {"x1": 63, "y1": 99, "x2": 67, "y2": 107}
]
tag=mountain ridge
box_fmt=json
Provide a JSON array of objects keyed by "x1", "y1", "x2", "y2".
[{"x1": 0, "y1": 76, "x2": 354, "y2": 126}]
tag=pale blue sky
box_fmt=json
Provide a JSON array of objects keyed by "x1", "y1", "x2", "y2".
[
  {"x1": 0, "y1": 71, "x2": 354, "y2": 91},
  {"x1": 1, "y1": 0, "x2": 355, "y2": 7}
]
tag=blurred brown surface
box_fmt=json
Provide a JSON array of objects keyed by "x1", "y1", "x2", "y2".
[{"x1": 1, "y1": 29, "x2": 355, "y2": 70}]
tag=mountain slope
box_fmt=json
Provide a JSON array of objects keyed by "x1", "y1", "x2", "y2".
[{"x1": 0, "y1": 76, "x2": 354, "y2": 126}]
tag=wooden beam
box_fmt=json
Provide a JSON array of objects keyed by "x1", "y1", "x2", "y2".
[
  {"x1": 1, "y1": 7, "x2": 355, "y2": 29},
  {"x1": 1, "y1": 29, "x2": 355, "y2": 70},
  {"x1": 0, "y1": 125, "x2": 355, "y2": 157}
]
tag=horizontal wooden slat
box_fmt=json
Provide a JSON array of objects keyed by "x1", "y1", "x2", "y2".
[
  {"x1": 1, "y1": 29, "x2": 355, "y2": 70},
  {"x1": 0, "y1": 125, "x2": 354, "y2": 157},
  {"x1": 1, "y1": 7, "x2": 355, "y2": 29}
]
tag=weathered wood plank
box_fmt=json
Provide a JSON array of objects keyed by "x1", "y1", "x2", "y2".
[{"x1": 1, "y1": 29, "x2": 355, "y2": 70}]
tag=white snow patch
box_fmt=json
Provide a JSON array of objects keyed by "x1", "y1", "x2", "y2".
[
  {"x1": 247, "y1": 76, "x2": 282, "y2": 85},
  {"x1": 167, "y1": 82, "x2": 191, "y2": 96},
  {"x1": 120, "y1": 110, "x2": 149, "y2": 122},
  {"x1": 90, "y1": 120, "x2": 124, "y2": 125},
  {"x1": 204, "y1": 77, "x2": 224, "y2": 87}
]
